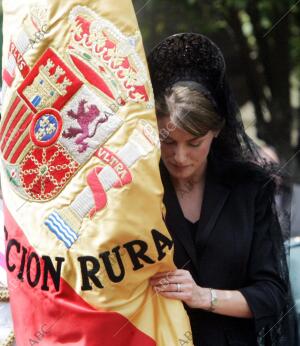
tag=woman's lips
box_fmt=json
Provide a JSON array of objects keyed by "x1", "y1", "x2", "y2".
[{"x1": 169, "y1": 163, "x2": 191, "y2": 170}]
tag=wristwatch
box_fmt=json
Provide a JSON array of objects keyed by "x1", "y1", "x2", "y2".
[{"x1": 209, "y1": 288, "x2": 218, "y2": 312}]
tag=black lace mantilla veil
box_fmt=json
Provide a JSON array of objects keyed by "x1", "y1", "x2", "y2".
[{"x1": 147, "y1": 33, "x2": 297, "y2": 345}]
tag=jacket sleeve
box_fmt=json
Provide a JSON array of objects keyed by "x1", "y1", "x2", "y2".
[{"x1": 238, "y1": 181, "x2": 288, "y2": 333}]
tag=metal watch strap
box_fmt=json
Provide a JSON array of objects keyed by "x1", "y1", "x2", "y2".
[{"x1": 209, "y1": 288, "x2": 217, "y2": 312}]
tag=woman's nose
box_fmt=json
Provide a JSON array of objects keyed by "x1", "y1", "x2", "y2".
[{"x1": 174, "y1": 145, "x2": 186, "y2": 163}]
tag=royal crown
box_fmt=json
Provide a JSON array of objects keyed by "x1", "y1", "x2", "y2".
[{"x1": 67, "y1": 6, "x2": 151, "y2": 110}]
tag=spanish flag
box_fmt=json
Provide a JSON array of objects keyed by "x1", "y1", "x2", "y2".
[{"x1": 1, "y1": 0, "x2": 193, "y2": 345}]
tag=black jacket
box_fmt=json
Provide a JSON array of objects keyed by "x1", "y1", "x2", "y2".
[{"x1": 160, "y1": 158, "x2": 288, "y2": 346}]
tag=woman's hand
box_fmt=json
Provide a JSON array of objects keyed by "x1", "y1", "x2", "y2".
[
  {"x1": 150, "y1": 269, "x2": 253, "y2": 317},
  {"x1": 150, "y1": 269, "x2": 210, "y2": 309}
]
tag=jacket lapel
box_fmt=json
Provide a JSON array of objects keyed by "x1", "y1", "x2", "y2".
[
  {"x1": 160, "y1": 163, "x2": 199, "y2": 273},
  {"x1": 195, "y1": 163, "x2": 231, "y2": 255}
]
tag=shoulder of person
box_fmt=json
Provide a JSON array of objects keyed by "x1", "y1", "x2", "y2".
[{"x1": 212, "y1": 158, "x2": 277, "y2": 195}]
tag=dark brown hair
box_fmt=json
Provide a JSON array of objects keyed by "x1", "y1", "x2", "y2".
[{"x1": 156, "y1": 81, "x2": 225, "y2": 137}]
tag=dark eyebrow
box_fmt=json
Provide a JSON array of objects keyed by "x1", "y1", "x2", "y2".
[
  {"x1": 188, "y1": 137, "x2": 203, "y2": 142},
  {"x1": 162, "y1": 136, "x2": 175, "y2": 141}
]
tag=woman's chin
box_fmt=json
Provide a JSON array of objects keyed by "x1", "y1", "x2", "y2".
[{"x1": 166, "y1": 165, "x2": 193, "y2": 180}]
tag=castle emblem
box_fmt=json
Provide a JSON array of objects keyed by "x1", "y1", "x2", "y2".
[
  {"x1": 18, "y1": 48, "x2": 83, "y2": 112},
  {"x1": 23, "y1": 59, "x2": 72, "y2": 110}
]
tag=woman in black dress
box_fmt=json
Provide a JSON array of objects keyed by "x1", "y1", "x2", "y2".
[{"x1": 148, "y1": 33, "x2": 294, "y2": 345}]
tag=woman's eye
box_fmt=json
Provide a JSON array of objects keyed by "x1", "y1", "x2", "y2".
[{"x1": 189, "y1": 142, "x2": 201, "y2": 147}]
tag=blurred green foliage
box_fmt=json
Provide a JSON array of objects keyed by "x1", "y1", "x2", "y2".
[
  {"x1": 0, "y1": 1, "x2": 299, "y2": 176},
  {"x1": 134, "y1": 0, "x2": 300, "y2": 177},
  {"x1": 134, "y1": 0, "x2": 299, "y2": 79}
]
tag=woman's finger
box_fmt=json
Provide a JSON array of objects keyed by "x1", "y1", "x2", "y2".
[
  {"x1": 150, "y1": 276, "x2": 187, "y2": 286},
  {"x1": 151, "y1": 270, "x2": 187, "y2": 280},
  {"x1": 154, "y1": 283, "x2": 185, "y2": 292},
  {"x1": 175, "y1": 269, "x2": 191, "y2": 275}
]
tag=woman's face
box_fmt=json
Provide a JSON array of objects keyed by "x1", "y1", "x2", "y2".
[{"x1": 158, "y1": 116, "x2": 216, "y2": 181}]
